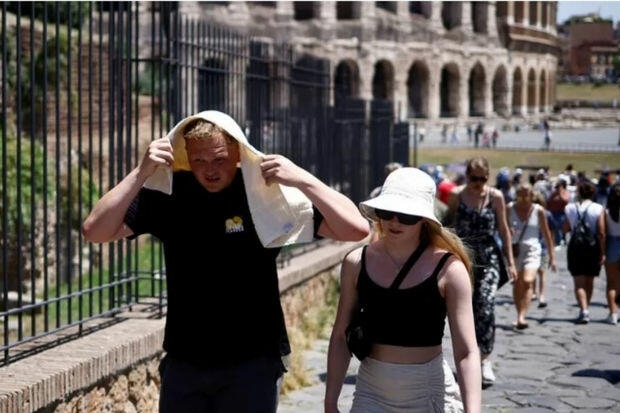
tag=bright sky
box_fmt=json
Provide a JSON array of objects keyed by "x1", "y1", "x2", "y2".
[{"x1": 557, "y1": 1, "x2": 620, "y2": 24}]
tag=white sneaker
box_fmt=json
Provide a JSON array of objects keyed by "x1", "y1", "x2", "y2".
[
  {"x1": 481, "y1": 359, "x2": 496, "y2": 384},
  {"x1": 576, "y1": 311, "x2": 590, "y2": 324},
  {"x1": 606, "y1": 314, "x2": 618, "y2": 325}
]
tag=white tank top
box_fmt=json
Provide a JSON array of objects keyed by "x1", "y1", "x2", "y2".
[
  {"x1": 607, "y1": 210, "x2": 620, "y2": 236},
  {"x1": 509, "y1": 204, "x2": 541, "y2": 248}
]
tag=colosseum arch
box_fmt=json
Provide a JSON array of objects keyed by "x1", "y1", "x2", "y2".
[
  {"x1": 440, "y1": 62, "x2": 460, "y2": 117},
  {"x1": 294, "y1": 1, "x2": 318, "y2": 20},
  {"x1": 376, "y1": 1, "x2": 397, "y2": 14},
  {"x1": 527, "y1": 68, "x2": 536, "y2": 114},
  {"x1": 514, "y1": 2, "x2": 525, "y2": 23},
  {"x1": 372, "y1": 59, "x2": 395, "y2": 100},
  {"x1": 442, "y1": 2, "x2": 462, "y2": 30},
  {"x1": 336, "y1": 1, "x2": 361, "y2": 20},
  {"x1": 492, "y1": 65, "x2": 509, "y2": 116},
  {"x1": 529, "y1": 1, "x2": 538, "y2": 26},
  {"x1": 512, "y1": 67, "x2": 523, "y2": 115},
  {"x1": 539, "y1": 69, "x2": 547, "y2": 112},
  {"x1": 409, "y1": 2, "x2": 431, "y2": 19},
  {"x1": 469, "y1": 62, "x2": 486, "y2": 117},
  {"x1": 541, "y1": 2, "x2": 549, "y2": 28},
  {"x1": 472, "y1": 2, "x2": 488, "y2": 34},
  {"x1": 407, "y1": 60, "x2": 430, "y2": 118},
  {"x1": 334, "y1": 59, "x2": 360, "y2": 101}
]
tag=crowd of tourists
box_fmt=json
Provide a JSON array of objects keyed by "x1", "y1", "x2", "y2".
[
  {"x1": 491, "y1": 163, "x2": 619, "y2": 327},
  {"x1": 83, "y1": 108, "x2": 618, "y2": 412}
]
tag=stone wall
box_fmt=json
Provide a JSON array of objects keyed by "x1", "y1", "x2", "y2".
[{"x1": 0, "y1": 240, "x2": 364, "y2": 413}]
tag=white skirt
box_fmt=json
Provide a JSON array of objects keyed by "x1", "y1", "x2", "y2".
[{"x1": 351, "y1": 354, "x2": 463, "y2": 413}]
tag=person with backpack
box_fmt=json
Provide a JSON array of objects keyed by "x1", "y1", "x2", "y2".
[{"x1": 562, "y1": 181, "x2": 606, "y2": 324}]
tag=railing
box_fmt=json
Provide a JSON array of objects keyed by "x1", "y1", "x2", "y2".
[{"x1": 0, "y1": 2, "x2": 381, "y2": 366}]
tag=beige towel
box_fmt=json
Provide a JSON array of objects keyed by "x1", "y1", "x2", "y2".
[{"x1": 143, "y1": 110, "x2": 314, "y2": 248}]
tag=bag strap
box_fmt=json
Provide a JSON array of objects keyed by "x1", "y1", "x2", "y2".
[
  {"x1": 430, "y1": 252, "x2": 453, "y2": 279},
  {"x1": 389, "y1": 240, "x2": 428, "y2": 290},
  {"x1": 575, "y1": 203, "x2": 591, "y2": 230},
  {"x1": 514, "y1": 205, "x2": 534, "y2": 244}
]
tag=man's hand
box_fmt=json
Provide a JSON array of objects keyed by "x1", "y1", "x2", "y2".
[
  {"x1": 138, "y1": 138, "x2": 174, "y2": 179},
  {"x1": 259, "y1": 154, "x2": 307, "y2": 187}
]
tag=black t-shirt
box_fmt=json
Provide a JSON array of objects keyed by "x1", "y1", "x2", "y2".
[{"x1": 125, "y1": 169, "x2": 322, "y2": 368}]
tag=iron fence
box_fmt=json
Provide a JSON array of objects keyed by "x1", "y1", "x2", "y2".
[{"x1": 1, "y1": 2, "x2": 400, "y2": 365}]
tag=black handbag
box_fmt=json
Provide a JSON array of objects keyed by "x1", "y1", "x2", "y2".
[
  {"x1": 345, "y1": 307, "x2": 370, "y2": 361},
  {"x1": 345, "y1": 241, "x2": 427, "y2": 361}
]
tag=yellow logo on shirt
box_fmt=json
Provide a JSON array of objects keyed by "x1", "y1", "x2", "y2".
[{"x1": 225, "y1": 216, "x2": 244, "y2": 233}]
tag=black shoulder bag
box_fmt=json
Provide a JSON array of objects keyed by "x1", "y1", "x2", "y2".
[{"x1": 345, "y1": 240, "x2": 427, "y2": 361}]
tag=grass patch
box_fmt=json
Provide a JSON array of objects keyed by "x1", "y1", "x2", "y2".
[
  {"x1": 416, "y1": 148, "x2": 617, "y2": 180},
  {"x1": 556, "y1": 83, "x2": 620, "y2": 101},
  {"x1": 281, "y1": 275, "x2": 340, "y2": 395},
  {"x1": 7, "y1": 239, "x2": 164, "y2": 345}
]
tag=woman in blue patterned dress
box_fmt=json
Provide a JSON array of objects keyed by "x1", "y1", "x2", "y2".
[{"x1": 448, "y1": 156, "x2": 517, "y2": 387}]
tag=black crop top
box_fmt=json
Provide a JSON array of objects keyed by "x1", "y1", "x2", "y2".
[{"x1": 357, "y1": 247, "x2": 451, "y2": 347}]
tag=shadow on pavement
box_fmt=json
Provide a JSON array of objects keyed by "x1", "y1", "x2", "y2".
[{"x1": 573, "y1": 369, "x2": 620, "y2": 385}]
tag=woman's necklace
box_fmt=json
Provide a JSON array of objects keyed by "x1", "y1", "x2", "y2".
[{"x1": 384, "y1": 244, "x2": 404, "y2": 271}]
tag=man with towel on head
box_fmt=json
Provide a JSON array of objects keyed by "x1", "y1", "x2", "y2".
[{"x1": 82, "y1": 111, "x2": 369, "y2": 412}]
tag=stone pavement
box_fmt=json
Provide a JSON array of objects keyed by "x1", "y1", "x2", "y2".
[{"x1": 277, "y1": 246, "x2": 620, "y2": 412}]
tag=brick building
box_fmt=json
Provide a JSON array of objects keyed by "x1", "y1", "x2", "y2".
[{"x1": 558, "y1": 13, "x2": 619, "y2": 79}]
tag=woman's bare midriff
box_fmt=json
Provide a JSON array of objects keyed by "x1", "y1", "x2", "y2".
[{"x1": 369, "y1": 343, "x2": 442, "y2": 364}]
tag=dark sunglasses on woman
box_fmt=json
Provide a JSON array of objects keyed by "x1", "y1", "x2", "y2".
[
  {"x1": 469, "y1": 175, "x2": 488, "y2": 183},
  {"x1": 375, "y1": 209, "x2": 423, "y2": 225}
]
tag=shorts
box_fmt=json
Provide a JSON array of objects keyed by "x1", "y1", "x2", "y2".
[
  {"x1": 568, "y1": 252, "x2": 601, "y2": 276},
  {"x1": 351, "y1": 354, "x2": 463, "y2": 412},
  {"x1": 606, "y1": 235, "x2": 620, "y2": 263},
  {"x1": 515, "y1": 243, "x2": 541, "y2": 271}
]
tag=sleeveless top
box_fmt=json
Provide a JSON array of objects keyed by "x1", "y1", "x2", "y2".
[
  {"x1": 455, "y1": 189, "x2": 501, "y2": 268},
  {"x1": 606, "y1": 210, "x2": 620, "y2": 236},
  {"x1": 508, "y1": 204, "x2": 542, "y2": 249},
  {"x1": 357, "y1": 247, "x2": 452, "y2": 347},
  {"x1": 455, "y1": 190, "x2": 496, "y2": 243}
]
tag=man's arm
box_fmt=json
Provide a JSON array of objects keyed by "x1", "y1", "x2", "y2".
[
  {"x1": 82, "y1": 138, "x2": 173, "y2": 243},
  {"x1": 259, "y1": 154, "x2": 369, "y2": 241}
]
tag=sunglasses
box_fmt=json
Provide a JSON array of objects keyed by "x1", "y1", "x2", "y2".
[
  {"x1": 375, "y1": 209, "x2": 423, "y2": 225},
  {"x1": 469, "y1": 175, "x2": 488, "y2": 183}
]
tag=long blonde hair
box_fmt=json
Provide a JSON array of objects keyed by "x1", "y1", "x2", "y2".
[{"x1": 423, "y1": 222, "x2": 474, "y2": 285}]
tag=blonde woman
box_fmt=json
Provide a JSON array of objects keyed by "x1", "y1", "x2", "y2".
[
  {"x1": 507, "y1": 183, "x2": 557, "y2": 329},
  {"x1": 326, "y1": 168, "x2": 481, "y2": 413}
]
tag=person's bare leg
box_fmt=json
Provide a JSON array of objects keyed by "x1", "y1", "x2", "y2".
[
  {"x1": 515, "y1": 268, "x2": 536, "y2": 326},
  {"x1": 538, "y1": 268, "x2": 546, "y2": 304},
  {"x1": 606, "y1": 262, "x2": 619, "y2": 316},
  {"x1": 574, "y1": 275, "x2": 589, "y2": 312},
  {"x1": 584, "y1": 276, "x2": 594, "y2": 306}
]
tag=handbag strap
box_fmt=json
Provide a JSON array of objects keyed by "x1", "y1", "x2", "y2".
[
  {"x1": 430, "y1": 252, "x2": 453, "y2": 279},
  {"x1": 514, "y1": 204, "x2": 535, "y2": 244},
  {"x1": 389, "y1": 239, "x2": 428, "y2": 290}
]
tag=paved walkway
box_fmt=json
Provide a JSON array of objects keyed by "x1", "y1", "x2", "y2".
[{"x1": 278, "y1": 246, "x2": 620, "y2": 412}]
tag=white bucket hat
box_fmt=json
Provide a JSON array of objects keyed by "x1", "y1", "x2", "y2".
[
  {"x1": 359, "y1": 167, "x2": 441, "y2": 227},
  {"x1": 143, "y1": 110, "x2": 314, "y2": 248}
]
